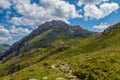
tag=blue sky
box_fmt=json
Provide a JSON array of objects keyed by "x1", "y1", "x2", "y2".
[{"x1": 0, "y1": 0, "x2": 120, "y2": 45}]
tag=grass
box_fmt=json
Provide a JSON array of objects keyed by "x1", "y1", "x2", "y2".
[
  {"x1": 0, "y1": 29, "x2": 120, "y2": 80},
  {"x1": 67, "y1": 47, "x2": 120, "y2": 80}
]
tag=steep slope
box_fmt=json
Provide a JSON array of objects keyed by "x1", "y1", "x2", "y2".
[
  {"x1": 0, "y1": 20, "x2": 96, "y2": 61},
  {"x1": 0, "y1": 44, "x2": 10, "y2": 56}
]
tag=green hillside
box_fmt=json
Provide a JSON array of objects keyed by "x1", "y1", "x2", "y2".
[
  {"x1": 0, "y1": 22, "x2": 120, "y2": 80},
  {"x1": 0, "y1": 44, "x2": 10, "y2": 56}
]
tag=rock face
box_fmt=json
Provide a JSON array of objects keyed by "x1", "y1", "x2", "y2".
[
  {"x1": 0, "y1": 20, "x2": 97, "y2": 61},
  {"x1": 102, "y1": 22, "x2": 120, "y2": 35}
]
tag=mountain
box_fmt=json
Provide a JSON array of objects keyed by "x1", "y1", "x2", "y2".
[
  {"x1": 102, "y1": 22, "x2": 120, "y2": 35},
  {"x1": 0, "y1": 20, "x2": 97, "y2": 61},
  {"x1": 0, "y1": 44, "x2": 10, "y2": 56},
  {"x1": 0, "y1": 21, "x2": 120, "y2": 80}
]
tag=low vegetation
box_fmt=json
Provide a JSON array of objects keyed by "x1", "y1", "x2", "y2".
[{"x1": 0, "y1": 22, "x2": 120, "y2": 80}]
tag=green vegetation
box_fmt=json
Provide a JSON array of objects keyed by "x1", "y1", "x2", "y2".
[
  {"x1": 0, "y1": 44, "x2": 10, "y2": 56},
  {"x1": 0, "y1": 28, "x2": 120, "y2": 80}
]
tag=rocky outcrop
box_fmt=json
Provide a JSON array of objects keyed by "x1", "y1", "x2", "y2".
[{"x1": 102, "y1": 22, "x2": 120, "y2": 35}]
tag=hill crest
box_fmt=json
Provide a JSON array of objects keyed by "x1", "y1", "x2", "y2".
[{"x1": 0, "y1": 20, "x2": 97, "y2": 61}]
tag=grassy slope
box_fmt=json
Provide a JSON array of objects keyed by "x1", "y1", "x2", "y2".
[
  {"x1": 0, "y1": 30, "x2": 120, "y2": 80},
  {"x1": 24, "y1": 29, "x2": 53, "y2": 51}
]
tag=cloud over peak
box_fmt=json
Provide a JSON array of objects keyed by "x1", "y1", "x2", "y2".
[{"x1": 11, "y1": 0, "x2": 81, "y2": 27}]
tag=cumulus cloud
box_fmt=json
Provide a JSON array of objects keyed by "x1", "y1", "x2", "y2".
[
  {"x1": 93, "y1": 23, "x2": 110, "y2": 32},
  {"x1": 0, "y1": 26, "x2": 11, "y2": 43},
  {"x1": 0, "y1": 0, "x2": 11, "y2": 9},
  {"x1": 10, "y1": 0, "x2": 81, "y2": 27},
  {"x1": 0, "y1": 25, "x2": 31, "y2": 43},
  {"x1": 9, "y1": 26, "x2": 32, "y2": 36},
  {"x1": 78, "y1": 0, "x2": 119, "y2": 19},
  {"x1": 84, "y1": 2, "x2": 119, "y2": 19}
]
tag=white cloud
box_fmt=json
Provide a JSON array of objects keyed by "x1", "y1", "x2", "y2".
[
  {"x1": 0, "y1": 26, "x2": 11, "y2": 43},
  {"x1": 84, "y1": 2, "x2": 119, "y2": 19},
  {"x1": 78, "y1": 0, "x2": 119, "y2": 19},
  {"x1": 0, "y1": 25, "x2": 31, "y2": 44},
  {"x1": 10, "y1": 0, "x2": 81, "y2": 27},
  {"x1": 0, "y1": 26, "x2": 11, "y2": 38},
  {"x1": 84, "y1": 3, "x2": 119, "y2": 19},
  {"x1": 10, "y1": 26, "x2": 32, "y2": 36},
  {"x1": 0, "y1": 0, "x2": 11, "y2": 9},
  {"x1": 93, "y1": 23, "x2": 110, "y2": 32}
]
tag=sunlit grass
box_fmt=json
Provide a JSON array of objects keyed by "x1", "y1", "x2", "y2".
[{"x1": 0, "y1": 29, "x2": 120, "y2": 80}]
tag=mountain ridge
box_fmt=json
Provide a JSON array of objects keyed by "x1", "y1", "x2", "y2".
[{"x1": 0, "y1": 20, "x2": 98, "y2": 61}]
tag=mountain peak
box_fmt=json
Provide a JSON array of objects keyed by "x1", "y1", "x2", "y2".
[
  {"x1": 38, "y1": 20, "x2": 70, "y2": 30},
  {"x1": 0, "y1": 20, "x2": 97, "y2": 61}
]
